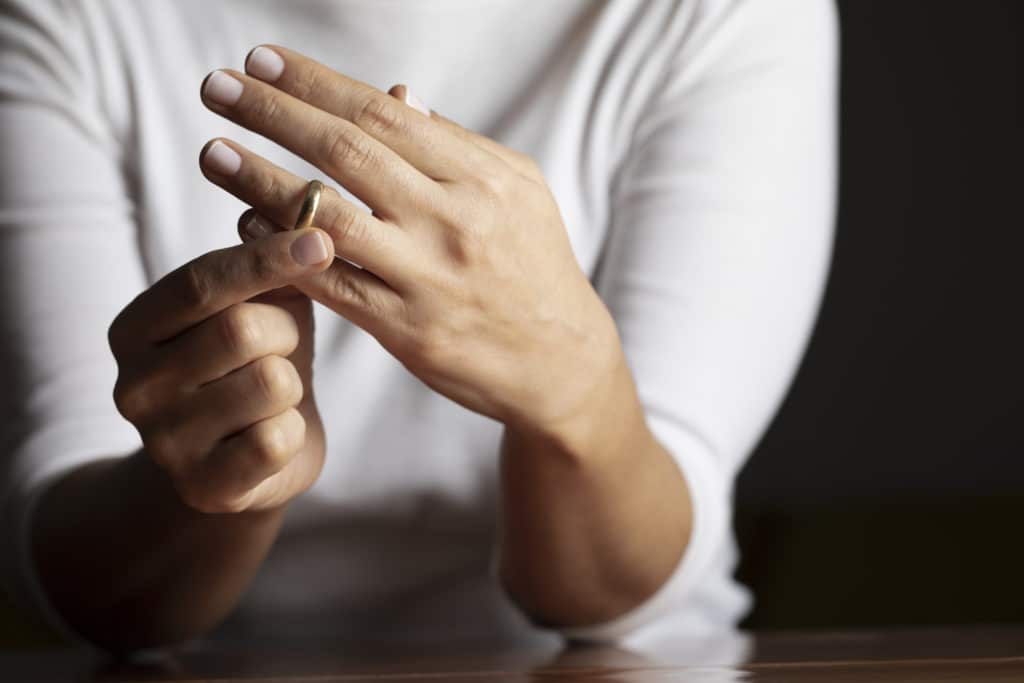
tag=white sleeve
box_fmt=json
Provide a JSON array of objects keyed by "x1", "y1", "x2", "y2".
[
  {"x1": 0, "y1": 0, "x2": 145, "y2": 644},
  {"x1": 556, "y1": 0, "x2": 838, "y2": 643}
]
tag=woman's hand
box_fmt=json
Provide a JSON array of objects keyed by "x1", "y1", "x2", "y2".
[
  {"x1": 198, "y1": 45, "x2": 621, "y2": 440},
  {"x1": 108, "y1": 228, "x2": 335, "y2": 513},
  {"x1": 194, "y1": 45, "x2": 696, "y2": 630}
]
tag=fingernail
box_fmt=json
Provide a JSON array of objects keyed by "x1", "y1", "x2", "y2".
[
  {"x1": 404, "y1": 88, "x2": 430, "y2": 116},
  {"x1": 203, "y1": 140, "x2": 241, "y2": 175},
  {"x1": 243, "y1": 213, "x2": 275, "y2": 240},
  {"x1": 246, "y1": 46, "x2": 285, "y2": 82},
  {"x1": 203, "y1": 70, "x2": 243, "y2": 106},
  {"x1": 290, "y1": 231, "x2": 329, "y2": 266}
]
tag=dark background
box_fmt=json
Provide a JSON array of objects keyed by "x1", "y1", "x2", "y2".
[{"x1": 735, "y1": 1, "x2": 1024, "y2": 628}]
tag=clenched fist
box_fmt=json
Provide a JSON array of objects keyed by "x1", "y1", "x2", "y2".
[{"x1": 108, "y1": 226, "x2": 335, "y2": 513}]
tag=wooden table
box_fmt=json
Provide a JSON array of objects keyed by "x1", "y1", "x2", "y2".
[{"x1": 3, "y1": 625, "x2": 1023, "y2": 681}]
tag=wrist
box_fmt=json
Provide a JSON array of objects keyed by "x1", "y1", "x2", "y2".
[{"x1": 505, "y1": 339, "x2": 647, "y2": 470}]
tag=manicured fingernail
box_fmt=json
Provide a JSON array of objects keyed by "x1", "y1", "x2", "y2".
[
  {"x1": 243, "y1": 213, "x2": 275, "y2": 240},
  {"x1": 203, "y1": 70, "x2": 243, "y2": 106},
  {"x1": 404, "y1": 88, "x2": 430, "y2": 116},
  {"x1": 246, "y1": 46, "x2": 285, "y2": 82},
  {"x1": 203, "y1": 140, "x2": 241, "y2": 175},
  {"x1": 290, "y1": 231, "x2": 329, "y2": 265}
]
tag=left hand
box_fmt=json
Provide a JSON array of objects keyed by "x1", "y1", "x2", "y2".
[{"x1": 197, "y1": 45, "x2": 622, "y2": 436}]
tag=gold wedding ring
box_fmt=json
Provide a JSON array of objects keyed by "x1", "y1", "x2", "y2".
[{"x1": 293, "y1": 179, "x2": 324, "y2": 230}]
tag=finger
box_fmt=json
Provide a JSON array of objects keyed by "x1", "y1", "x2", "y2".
[
  {"x1": 112, "y1": 226, "x2": 334, "y2": 348},
  {"x1": 188, "y1": 407, "x2": 306, "y2": 513},
  {"x1": 200, "y1": 67, "x2": 439, "y2": 222},
  {"x1": 415, "y1": 98, "x2": 542, "y2": 181},
  {"x1": 244, "y1": 45, "x2": 496, "y2": 182},
  {"x1": 237, "y1": 210, "x2": 407, "y2": 335},
  {"x1": 153, "y1": 301, "x2": 300, "y2": 388},
  {"x1": 185, "y1": 355, "x2": 303, "y2": 449},
  {"x1": 200, "y1": 137, "x2": 417, "y2": 289}
]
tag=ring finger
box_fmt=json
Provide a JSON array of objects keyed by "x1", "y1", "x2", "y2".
[
  {"x1": 200, "y1": 137, "x2": 419, "y2": 290},
  {"x1": 200, "y1": 68, "x2": 440, "y2": 223}
]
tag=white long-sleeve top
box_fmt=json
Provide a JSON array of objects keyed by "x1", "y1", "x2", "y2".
[{"x1": 0, "y1": 0, "x2": 837, "y2": 649}]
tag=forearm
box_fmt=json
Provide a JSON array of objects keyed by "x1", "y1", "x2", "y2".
[
  {"x1": 497, "y1": 348, "x2": 693, "y2": 628},
  {"x1": 30, "y1": 449, "x2": 285, "y2": 652}
]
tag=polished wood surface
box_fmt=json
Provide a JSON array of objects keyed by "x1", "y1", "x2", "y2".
[{"x1": 2, "y1": 626, "x2": 1023, "y2": 681}]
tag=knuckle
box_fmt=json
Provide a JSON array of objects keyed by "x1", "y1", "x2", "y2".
[
  {"x1": 112, "y1": 378, "x2": 133, "y2": 419},
  {"x1": 471, "y1": 170, "x2": 508, "y2": 199},
  {"x1": 323, "y1": 123, "x2": 375, "y2": 175},
  {"x1": 254, "y1": 167, "x2": 286, "y2": 205},
  {"x1": 107, "y1": 313, "x2": 127, "y2": 354},
  {"x1": 285, "y1": 407, "x2": 307, "y2": 443},
  {"x1": 327, "y1": 206, "x2": 369, "y2": 246},
  {"x1": 253, "y1": 355, "x2": 302, "y2": 406},
  {"x1": 217, "y1": 305, "x2": 261, "y2": 358},
  {"x1": 113, "y1": 377, "x2": 150, "y2": 423},
  {"x1": 323, "y1": 267, "x2": 373, "y2": 311},
  {"x1": 353, "y1": 95, "x2": 406, "y2": 138},
  {"x1": 443, "y1": 224, "x2": 485, "y2": 267},
  {"x1": 250, "y1": 92, "x2": 285, "y2": 130},
  {"x1": 403, "y1": 321, "x2": 451, "y2": 368},
  {"x1": 107, "y1": 290, "x2": 149, "y2": 353},
  {"x1": 248, "y1": 245, "x2": 279, "y2": 285},
  {"x1": 180, "y1": 259, "x2": 215, "y2": 311},
  {"x1": 288, "y1": 66, "x2": 324, "y2": 104},
  {"x1": 249, "y1": 419, "x2": 295, "y2": 470}
]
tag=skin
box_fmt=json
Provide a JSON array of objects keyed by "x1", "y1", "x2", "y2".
[
  {"x1": 32, "y1": 44, "x2": 692, "y2": 650},
  {"x1": 33, "y1": 228, "x2": 337, "y2": 650}
]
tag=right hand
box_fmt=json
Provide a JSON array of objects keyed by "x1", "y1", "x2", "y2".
[{"x1": 108, "y1": 224, "x2": 335, "y2": 514}]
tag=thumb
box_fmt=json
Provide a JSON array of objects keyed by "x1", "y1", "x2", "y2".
[
  {"x1": 236, "y1": 210, "x2": 333, "y2": 298},
  {"x1": 117, "y1": 219, "x2": 333, "y2": 345},
  {"x1": 238, "y1": 215, "x2": 334, "y2": 271}
]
